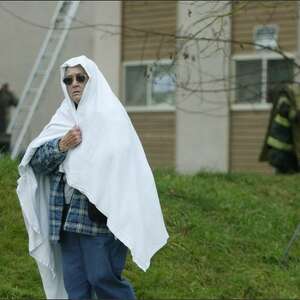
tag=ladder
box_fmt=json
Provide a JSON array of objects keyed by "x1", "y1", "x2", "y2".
[{"x1": 8, "y1": 1, "x2": 80, "y2": 159}]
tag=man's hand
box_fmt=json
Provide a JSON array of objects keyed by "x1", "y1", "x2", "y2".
[{"x1": 59, "y1": 126, "x2": 82, "y2": 152}]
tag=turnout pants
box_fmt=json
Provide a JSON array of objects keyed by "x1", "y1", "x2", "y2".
[{"x1": 60, "y1": 231, "x2": 136, "y2": 300}]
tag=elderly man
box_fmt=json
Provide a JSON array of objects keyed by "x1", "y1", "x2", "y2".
[
  {"x1": 29, "y1": 64, "x2": 135, "y2": 299},
  {"x1": 17, "y1": 56, "x2": 169, "y2": 300}
]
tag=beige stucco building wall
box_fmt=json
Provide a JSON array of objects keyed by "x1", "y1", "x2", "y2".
[
  {"x1": 92, "y1": 1, "x2": 121, "y2": 99},
  {"x1": 175, "y1": 1, "x2": 230, "y2": 173}
]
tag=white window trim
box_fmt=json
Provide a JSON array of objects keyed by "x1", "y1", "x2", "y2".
[
  {"x1": 122, "y1": 59, "x2": 176, "y2": 112},
  {"x1": 126, "y1": 105, "x2": 176, "y2": 113},
  {"x1": 231, "y1": 52, "x2": 296, "y2": 111},
  {"x1": 232, "y1": 52, "x2": 295, "y2": 60},
  {"x1": 231, "y1": 103, "x2": 272, "y2": 111}
]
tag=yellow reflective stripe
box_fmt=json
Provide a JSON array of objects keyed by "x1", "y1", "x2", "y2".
[
  {"x1": 267, "y1": 136, "x2": 293, "y2": 151},
  {"x1": 274, "y1": 115, "x2": 291, "y2": 127},
  {"x1": 278, "y1": 96, "x2": 289, "y2": 106}
]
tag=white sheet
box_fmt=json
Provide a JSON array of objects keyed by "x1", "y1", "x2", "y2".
[{"x1": 16, "y1": 55, "x2": 169, "y2": 298}]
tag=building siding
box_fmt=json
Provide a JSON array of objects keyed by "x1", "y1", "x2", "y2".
[
  {"x1": 230, "y1": 110, "x2": 273, "y2": 174},
  {"x1": 231, "y1": 110, "x2": 300, "y2": 173},
  {"x1": 122, "y1": 0, "x2": 177, "y2": 61},
  {"x1": 122, "y1": 1, "x2": 177, "y2": 169},
  {"x1": 230, "y1": 1, "x2": 298, "y2": 174},
  {"x1": 232, "y1": 1, "x2": 297, "y2": 54},
  {"x1": 128, "y1": 112, "x2": 175, "y2": 169}
]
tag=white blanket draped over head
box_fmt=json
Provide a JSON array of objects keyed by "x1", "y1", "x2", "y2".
[{"x1": 16, "y1": 55, "x2": 169, "y2": 299}]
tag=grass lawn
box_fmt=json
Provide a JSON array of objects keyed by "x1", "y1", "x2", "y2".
[{"x1": 1, "y1": 156, "x2": 300, "y2": 298}]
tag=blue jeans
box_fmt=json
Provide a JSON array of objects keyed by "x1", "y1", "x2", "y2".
[{"x1": 60, "y1": 231, "x2": 136, "y2": 300}]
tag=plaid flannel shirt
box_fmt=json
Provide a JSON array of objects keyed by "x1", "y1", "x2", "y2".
[{"x1": 29, "y1": 138, "x2": 110, "y2": 241}]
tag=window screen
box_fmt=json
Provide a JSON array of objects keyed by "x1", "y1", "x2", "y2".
[
  {"x1": 151, "y1": 64, "x2": 176, "y2": 105},
  {"x1": 125, "y1": 65, "x2": 148, "y2": 106},
  {"x1": 236, "y1": 60, "x2": 262, "y2": 103},
  {"x1": 267, "y1": 59, "x2": 294, "y2": 102}
]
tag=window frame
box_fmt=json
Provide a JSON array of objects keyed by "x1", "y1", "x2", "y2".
[
  {"x1": 122, "y1": 59, "x2": 176, "y2": 112},
  {"x1": 231, "y1": 52, "x2": 295, "y2": 110}
]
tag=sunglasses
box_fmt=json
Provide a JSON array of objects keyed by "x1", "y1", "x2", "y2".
[{"x1": 63, "y1": 74, "x2": 87, "y2": 86}]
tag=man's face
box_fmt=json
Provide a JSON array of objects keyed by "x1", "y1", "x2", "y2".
[{"x1": 63, "y1": 65, "x2": 89, "y2": 104}]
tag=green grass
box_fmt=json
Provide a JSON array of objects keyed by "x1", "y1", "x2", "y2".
[{"x1": 1, "y1": 156, "x2": 300, "y2": 298}]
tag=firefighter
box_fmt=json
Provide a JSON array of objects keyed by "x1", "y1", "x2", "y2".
[
  {"x1": 260, "y1": 83, "x2": 300, "y2": 174},
  {"x1": 0, "y1": 83, "x2": 18, "y2": 134}
]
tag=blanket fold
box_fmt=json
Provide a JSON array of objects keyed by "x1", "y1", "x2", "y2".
[{"x1": 16, "y1": 55, "x2": 169, "y2": 298}]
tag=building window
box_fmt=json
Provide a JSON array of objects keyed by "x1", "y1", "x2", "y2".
[
  {"x1": 234, "y1": 57, "x2": 294, "y2": 103},
  {"x1": 236, "y1": 60, "x2": 262, "y2": 103},
  {"x1": 124, "y1": 61, "x2": 176, "y2": 107}
]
